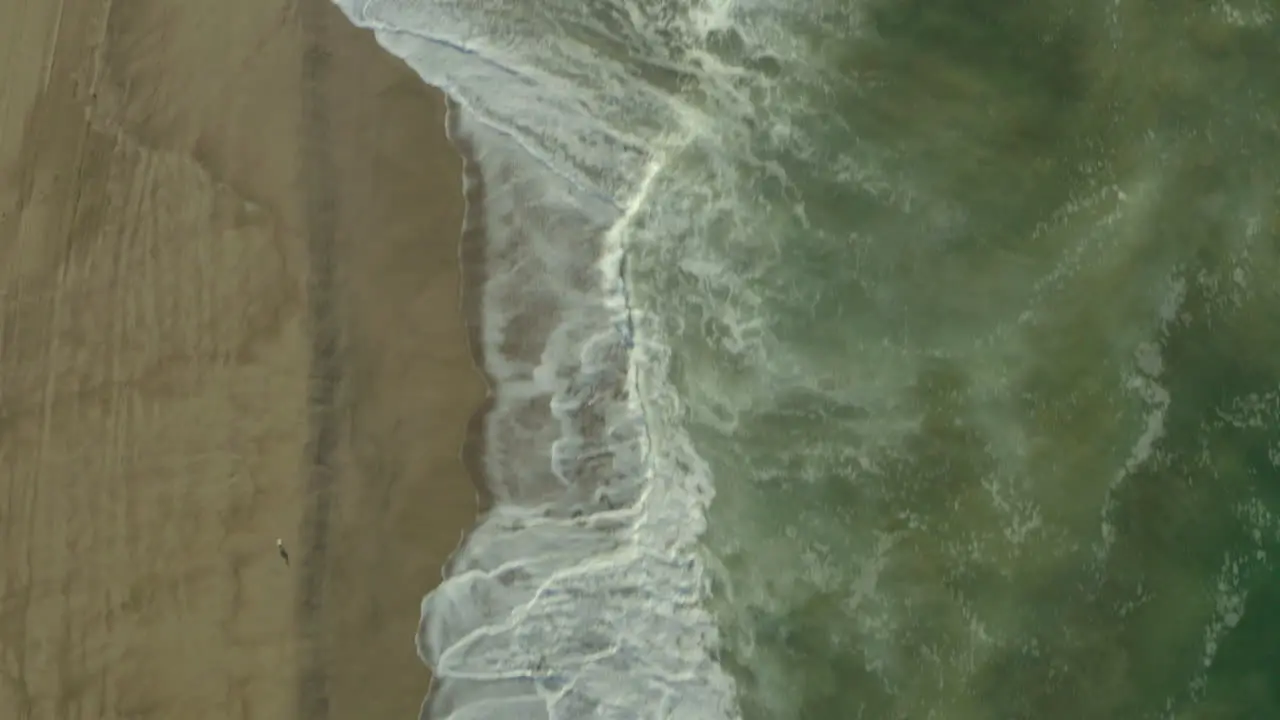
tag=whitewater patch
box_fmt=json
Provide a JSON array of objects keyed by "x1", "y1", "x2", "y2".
[{"x1": 413, "y1": 123, "x2": 737, "y2": 720}]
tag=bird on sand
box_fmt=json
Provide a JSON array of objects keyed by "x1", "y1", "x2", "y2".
[{"x1": 277, "y1": 538, "x2": 290, "y2": 567}]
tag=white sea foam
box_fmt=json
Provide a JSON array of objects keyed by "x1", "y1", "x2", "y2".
[{"x1": 329, "y1": 1, "x2": 744, "y2": 718}]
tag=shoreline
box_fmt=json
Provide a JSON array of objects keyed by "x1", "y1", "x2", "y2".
[
  {"x1": 448, "y1": 103, "x2": 500, "y2": 521},
  {"x1": 413, "y1": 94, "x2": 497, "y2": 714}
]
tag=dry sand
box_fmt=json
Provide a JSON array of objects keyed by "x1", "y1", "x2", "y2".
[{"x1": 0, "y1": 0, "x2": 485, "y2": 718}]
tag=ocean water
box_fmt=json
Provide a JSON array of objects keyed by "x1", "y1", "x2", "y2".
[{"x1": 333, "y1": 0, "x2": 1280, "y2": 717}]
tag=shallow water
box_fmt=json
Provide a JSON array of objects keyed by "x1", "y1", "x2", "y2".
[{"x1": 334, "y1": 0, "x2": 1280, "y2": 717}]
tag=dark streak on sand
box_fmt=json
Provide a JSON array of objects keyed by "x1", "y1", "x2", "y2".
[{"x1": 297, "y1": 0, "x2": 341, "y2": 718}]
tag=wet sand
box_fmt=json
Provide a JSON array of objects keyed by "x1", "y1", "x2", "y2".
[{"x1": 0, "y1": 0, "x2": 484, "y2": 718}]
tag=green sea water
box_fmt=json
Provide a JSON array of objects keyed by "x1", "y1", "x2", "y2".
[
  {"x1": 370, "y1": 0, "x2": 1280, "y2": 715},
  {"x1": 626, "y1": 0, "x2": 1280, "y2": 717}
]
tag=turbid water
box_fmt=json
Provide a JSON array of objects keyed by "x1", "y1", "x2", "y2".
[{"x1": 334, "y1": 0, "x2": 1280, "y2": 717}]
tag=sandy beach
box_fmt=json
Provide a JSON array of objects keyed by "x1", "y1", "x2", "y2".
[{"x1": 0, "y1": 0, "x2": 484, "y2": 718}]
